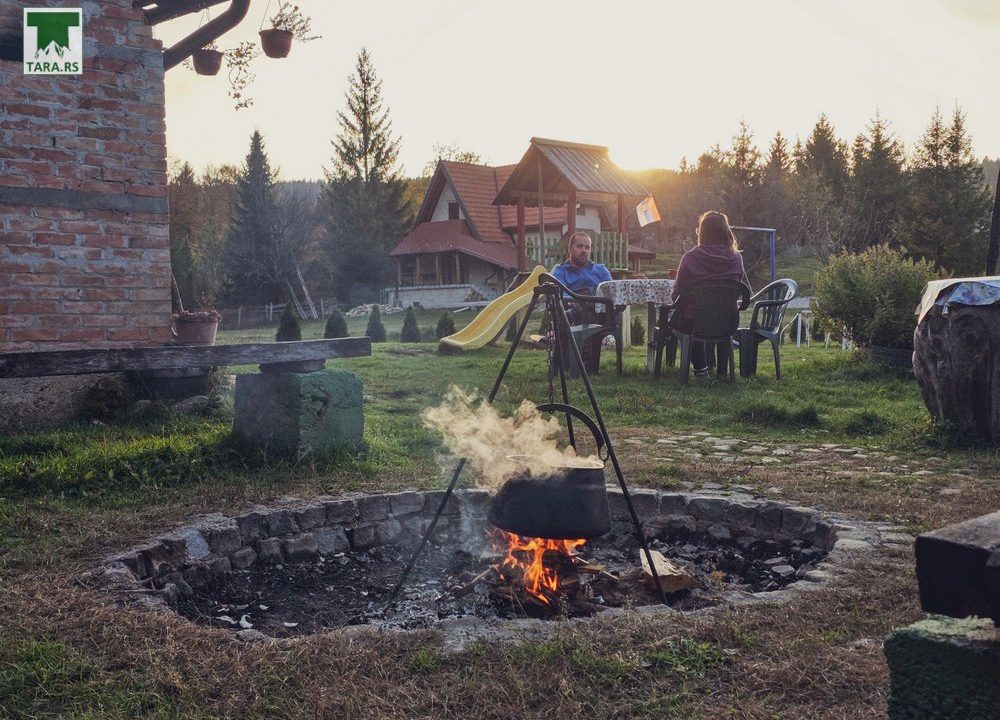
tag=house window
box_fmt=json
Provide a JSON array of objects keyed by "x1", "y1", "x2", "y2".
[
  {"x1": 576, "y1": 204, "x2": 586, "y2": 216},
  {"x1": 448, "y1": 202, "x2": 460, "y2": 220}
]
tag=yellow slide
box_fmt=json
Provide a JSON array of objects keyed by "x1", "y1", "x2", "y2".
[{"x1": 439, "y1": 265, "x2": 547, "y2": 352}]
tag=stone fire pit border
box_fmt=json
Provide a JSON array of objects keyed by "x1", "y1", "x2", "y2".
[{"x1": 97, "y1": 487, "x2": 903, "y2": 646}]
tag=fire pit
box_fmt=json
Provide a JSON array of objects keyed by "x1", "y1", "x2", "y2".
[{"x1": 100, "y1": 488, "x2": 875, "y2": 640}]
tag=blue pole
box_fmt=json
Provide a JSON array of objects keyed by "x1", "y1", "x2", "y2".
[{"x1": 769, "y1": 230, "x2": 776, "y2": 282}]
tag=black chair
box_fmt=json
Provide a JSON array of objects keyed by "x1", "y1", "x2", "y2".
[
  {"x1": 735, "y1": 278, "x2": 798, "y2": 379},
  {"x1": 652, "y1": 280, "x2": 751, "y2": 383},
  {"x1": 551, "y1": 284, "x2": 623, "y2": 377}
]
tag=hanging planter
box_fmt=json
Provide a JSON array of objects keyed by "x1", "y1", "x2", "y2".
[
  {"x1": 258, "y1": 28, "x2": 294, "y2": 58},
  {"x1": 191, "y1": 47, "x2": 223, "y2": 76}
]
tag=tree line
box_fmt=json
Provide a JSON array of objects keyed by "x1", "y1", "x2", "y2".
[{"x1": 169, "y1": 47, "x2": 996, "y2": 311}]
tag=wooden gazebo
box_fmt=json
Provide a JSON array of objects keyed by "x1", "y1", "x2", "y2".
[{"x1": 492, "y1": 137, "x2": 649, "y2": 273}]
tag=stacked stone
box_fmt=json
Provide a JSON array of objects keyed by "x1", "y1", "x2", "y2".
[{"x1": 0, "y1": 0, "x2": 171, "y2": 351}]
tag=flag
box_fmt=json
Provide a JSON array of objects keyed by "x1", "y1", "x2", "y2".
[{"x1": 636, "y1": 194, "x2": 661, "y2": 227}]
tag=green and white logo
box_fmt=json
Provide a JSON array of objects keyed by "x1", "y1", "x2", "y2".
[{"x1": 23, "y1": 8, "x2": 83, "y2": 75}]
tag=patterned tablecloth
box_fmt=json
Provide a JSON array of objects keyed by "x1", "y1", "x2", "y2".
[
  {"x1": 917, "y1": 276, "x2": 1000, "y2": 322},
  {"x1": 597, "y1": 278, "x2": 676, "y2": 306}
]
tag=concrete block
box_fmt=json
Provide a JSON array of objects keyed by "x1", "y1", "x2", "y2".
[
  {"x1": 724, "y1": 501, "x2": 760, "y2": 528},
  {"x1": 316, "y1": 527, "x2": 349, "y2": 554},
  {"x1": 255, "y1": 538, "x2": 283, "y2": 564},
  {"x1": 204, "y1": 523, "x2": 241, "y2": 556},
  {"x1": 230, "y1": 547, "x2": 256, "y2": 570},
  {"x1": 755, "y1": 502, "x2": 784, "y2": 533},
  {"x1": 347, "y1": 523, "x2": 376, "y2": 550},
  {"x1": 388, "y1": 491, "x2": 425, "y2": 517},
  {"x1": 324, "y1": 499, "x2": 358, "y2": 525},
  {"x1": 687, "y1": 496, "x2": 727, "y2": 522},
  {"x1": 265, "y1": 510, "x2": 297, "y2": 537},
  {"x1": 376, "y1": 518, "x2": 402, "y2": 545},
  {"x1": 295, "y1": 505, "x2": 326, "y2": 531},
  {"x1": 232, "y1": 370, "x2": 364, "y2": 457},
  {"x1": 885, "y1": 616, "x2": 1000, "y2": 719},
  {"x1": 283, "y1": 534, "x2": 319, "y2": 562},
  {"x1": 659, "y1": 493, "x2": 690, "y2": 515},
  {"x1": 236, "y1": 513, "x2": 268, "y2": 545},
  {"x1": 358, "y1": 495, "x2": 390, "y2": 522}
]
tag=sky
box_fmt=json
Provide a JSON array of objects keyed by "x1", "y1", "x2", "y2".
[{"x1": 157, "y1": 0, "x2": 1000, "y2": 180}]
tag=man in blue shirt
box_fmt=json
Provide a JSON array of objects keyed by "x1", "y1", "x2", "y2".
[{"x1": 552, "y1": 231, "x2": 612, "y2": 324}]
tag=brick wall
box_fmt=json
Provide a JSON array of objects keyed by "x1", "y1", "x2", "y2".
[{"x1": 0, "y1": 0, "x2": 171, "y2": 351}]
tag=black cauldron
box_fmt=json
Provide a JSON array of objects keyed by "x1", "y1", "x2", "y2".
[{"x1": 488, "y1": 403, "x2": 611, "y2": 540}]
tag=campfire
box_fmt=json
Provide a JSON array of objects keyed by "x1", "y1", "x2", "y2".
[{"x1": 495, "y1": 531, "x2": 587, "y2": 606}]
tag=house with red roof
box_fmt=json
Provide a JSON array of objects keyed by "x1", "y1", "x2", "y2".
[{"x1": 389, "y1": 149, "x2": 655, "y2": 309}]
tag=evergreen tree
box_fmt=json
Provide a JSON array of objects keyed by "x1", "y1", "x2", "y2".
[
  {"x1": 400, "y1": 306, "x2": 421, "y2": 342},
  {"x1": 900, "y1": 107, "x2": 992, "y2": 273},
  {"x1": 322, "y1": 49, "x2": 411, "y2": 303},
  {"x1": 846, "y1": 113, "x2": 906, "y2": 251},
  {"x1": 761, "y1": 131, "x2": 796, "y2": 248},
  {"x1": 366, "y1": 305, "x2": 387, "y2": 342},
  {"x1": 224, "y1": 130, "x2": 282, "y2": 304},
  {"x1": 276, "y1": 304, "x2": 302, "y2": 341},
  {"x1": 167, "y1": 161, "x2": 197, "y2": 308},
  {"x1": 799, "y1": 114, "x2": 850, "y2": 199},
  {"x1": 435, "y1": 310, "x2": 456, "y2": 339},
  {"x1": 324, "y1": 309, "x2": 349, "y2": 338},
  {"x1": 725, "y1": 121, "x2": 763, "y2": 224}
]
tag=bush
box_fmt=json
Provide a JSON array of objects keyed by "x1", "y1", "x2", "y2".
[
  {"x1": 323, "y1": 309, "x2": 348, "y2": 338},
  {"x1": 505, "y1": 317, "x2": 518, "y2": 342},
  {"x1": 735, "y1": 399, "x2": 821, "y2": 428},
  {"x1": 436, "y1": 310, "x2": 456, "y2": 339},
  {"x1": 400, "y1": 307, "x2": 421, "y2": 342},
  {"x1": 811, "y1": 245, "x2": 938, "y2": 349},
  {"x1": 630, "y1": 314, "x2": 645, "y2": 346},
  {"x1": 275, "y1": 304, "x2": 301, "y2": 341},
  {"x1": 366, "y1": 306, "x2": 387, "y2": 342}
]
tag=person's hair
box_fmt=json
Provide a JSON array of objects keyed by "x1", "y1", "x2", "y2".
[
  {"x1": 696, "y1": 211, "x2": 739, "y2": 252},
  {"x1": 567, "y1": 231, "x2": 591, "y2": 247}
]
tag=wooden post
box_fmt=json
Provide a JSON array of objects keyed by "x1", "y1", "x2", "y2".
[
  {"x1": 396, "y1": 259, "x2": 402, "y2": 286},
  {"x1": 435, "y1": 254, "x2": 442, "y2": 285},
  {"x1": 516, "y1": 197, "x2": 526, "y2": 272},
  {"x1": 618, "y1": 193, "x2": 628, "y2": 269},
  {"x1": 237, "y1": 306, "x2": 242, "y2": 327},
  {"x1": 567, "y1": 187, "x2": 577, "y2": 238},
  {"x1": 537, "y1": 157, "x2": 545, "y2": 268},
  {"x1": 987, "y1": 164, "x2": 1000, "y2": 275},
  {"x1": 414, "y1": 255, "x2": 421, "y2": 285},
  {"x1": 454, "y1": 253, "x2": 461, "y2": 283}
]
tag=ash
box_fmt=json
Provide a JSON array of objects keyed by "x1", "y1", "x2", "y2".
[{"x1": 174, "y1": 529, "x2": 825, "y2": 637}]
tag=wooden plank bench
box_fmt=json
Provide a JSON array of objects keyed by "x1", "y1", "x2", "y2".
[{"x1": 0, "y1": 338, "x2": 371, "y2": 379}]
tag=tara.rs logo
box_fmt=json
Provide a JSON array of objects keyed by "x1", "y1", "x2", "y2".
[{"x1": 23, "y1": 8, "x2": 83, "y2": 75}]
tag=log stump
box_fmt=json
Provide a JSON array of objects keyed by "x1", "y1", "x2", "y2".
[{"x1": 913, "y1": 303, "x2": 1000, "y2": 442}]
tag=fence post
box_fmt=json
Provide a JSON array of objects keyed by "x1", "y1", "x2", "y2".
[
  {"x1": 320, "y1": 298, "x2": 324, "y2": 317},
  {"x1": 237, "y1": 306, "x2": 242, "y2": 328},
  {"x1": 796, "y1": 314, "x2": 802, "y2": 347}
]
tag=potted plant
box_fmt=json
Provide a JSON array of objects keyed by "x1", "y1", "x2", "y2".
[
  {"x1": 260, "y1": 2, "x2": 319, "y2": 58},
  {"x1": 172, "y1": 296, "x2": 222, "y2": 346},
  {"x1": 191, "y1": 43, "x2": 223, "y2": 76}
]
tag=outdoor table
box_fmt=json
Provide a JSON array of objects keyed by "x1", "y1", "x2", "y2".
[{"x1": 597, "y1": 278, "x2": 675, "y2": 373}]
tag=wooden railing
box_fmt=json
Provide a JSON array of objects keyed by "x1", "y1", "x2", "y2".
[{"x1": 525, "y1": 231, "x2": 629, "y2": 270}]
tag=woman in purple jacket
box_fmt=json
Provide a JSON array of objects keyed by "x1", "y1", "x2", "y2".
[{"x1": 669, "y1": 211, "x2": 750, "y2": 376}]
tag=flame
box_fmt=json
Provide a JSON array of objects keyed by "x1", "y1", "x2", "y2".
[{"x1": 496, "y1": 531, "x2": 587, "y2": 605}]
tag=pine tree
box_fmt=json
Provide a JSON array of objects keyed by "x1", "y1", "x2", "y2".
[
  {"x1": 400, "y1": 307, "x2": 421, "y2": 342},
  {"x1": 322, "y1": 49, "x2": 411, "y2": 303},
  {"x1": 225, "y1": 130, "x2": 282, "y2": 304},
  {"x1": 276, "y1": 303, "x2": 302, "y2": 341},
  {"x1": 799, "y1": 114, "x2": 850, "y2": 199},
  {"x1": 167, "y1": 161, "x2": 198, "y2": 309},
  {"x1": 366, "y1": 305, "x2": 387, "y2": 342},
  {"x1": 324, "y1": 309, "x2": 348, "y2": 338},
  {"x1": 435, "y1": 310, "x2": 456, "y2": 339},
  {"x1": 846, "y1": 113, "x2": 906, "y2": 251},
  {"x1": 901, "y1": 107, "x2": 992, "y2": 273},
  {"x1": 762, "y1": 131, "x2": 796, "y2": 247}
]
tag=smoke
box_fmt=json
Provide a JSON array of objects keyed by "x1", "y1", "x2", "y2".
[{"x1": 422, "y1": 386, "x2": 601, "y2": 489}]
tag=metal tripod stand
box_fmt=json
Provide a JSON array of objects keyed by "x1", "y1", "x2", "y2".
[{"x1": 387, "y1": 274, "x2": 667, "y2": 605}]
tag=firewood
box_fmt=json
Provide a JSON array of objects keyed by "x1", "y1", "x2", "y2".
[{"x1": 639, "y1": 550, "x2": 698, "y2": 593}]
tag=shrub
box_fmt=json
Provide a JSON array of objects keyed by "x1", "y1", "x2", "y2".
[
  {"x1": 275, "y1": 304, "x2": 301, "y2": 341},
  {"x1": 630, "y1": 314, "x2": 645, "y2": 346},
  {"x1": 505, "y1": 316, "x2": 518, "y2": 342},
  {"x1": 323, "y1": 309, "x2": 348, "y2": 338},
  {"x1": 366, "y1": 306, "x2": 387, "y2": 342},
  {"x1": 735, "y1": 399, "x2": 821, "y2": 428},
  {"x1": 400, "y1": 307, "x2": 421, "y2": 342},
  {"x1": 435, "y1": 311, "x2": 456, "y2": 339},
  {"x1": 811, "y1": 245, "x2": 938, "y2": 349}
]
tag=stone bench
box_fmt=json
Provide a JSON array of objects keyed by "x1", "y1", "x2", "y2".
[{"x1": 0, "y1": 338, "x2": 372, "y2": 456}]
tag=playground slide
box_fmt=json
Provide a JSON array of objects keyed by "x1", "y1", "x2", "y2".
[{"x1": 438, "y1": 265, "x2": 547, "y2": 352}]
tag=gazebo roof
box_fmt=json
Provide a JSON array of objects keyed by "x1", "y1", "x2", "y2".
[{"x1": 492, "y1": 137, "x2": 647, "y2": 207}]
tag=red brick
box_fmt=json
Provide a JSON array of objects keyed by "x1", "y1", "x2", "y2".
[
  {"x1": 0, "y1": 288, "x2": 33, "y2": 300},
  {"x1": 129, "y1": 288, "x2": 169, "y2": 302},
  {"x1": 82, "y1": 315, "x2": 126, "y2": 327},
  {"x1": 0, "y1": 260, "x2": 33, "y2": 273},
  {"x1": 82, "y1": 288, "x2": 127, "y2": 301},
  {"x1": 3, "y1": 245, "x2": 54, "y2": 258},
  {"x1": 7, "y1": 160, "x2": 51, "y2": 175},
  {"x1": 102, "y1": 167, "x2": 142, "y2": 183},
  {"x1": 60, "y1": 301, "x2": 106, "y2": 314},
  {"x1": 5, "y1": 217, "x2": 55, "y2": 232},
  {"x1": 30, "y1": 148, "x2": 76, "y2": 163},
  {"x1": 124, "y1": 183, "x2": 166, "y2": 198},
  {"x1": 107, "y1": 327, "x2": 151, "y2": 342},
  {"x1": 9, "y1": 300, "x2": 59, "y2": 313},
  {"x1": 81, "y1": 179, "x2": 123, "y2": 193},
  {"x1": 35, "y1": 288, "x2": 85, "y2": 300},
  {"x1": 35, "y1": 314, "x2": 83, "y2": 327},
  {"x1": 33, "y1": 233, "x2": 77, "y2": 246},
  {"x1": 79, "y1": 126, "x2": 123, "y2": 141},
  {"x1": 9, "y1": 328, "x2": 61, "y2": 342},
  {"x1": 0, "y1": 315, "x2": 33, "y2": 328},
  {"x1": 60, "y1": 273, "x2": 109, "y2": 287},
  {"x1": 6, "y1": 104, "x2": 50, "y2": 119},
  {"x1": 11, "y1": 273, "x2": 58, "y2": 286},
  {"x1": 57, "y1": 328, "x2": 108, "y2": 343},
  {"x1": 82, "y1": 234, "x2": 127, "y2": 248},
  {"x1": 58, "y1": 220, "x2": 104, "y2": 234}
]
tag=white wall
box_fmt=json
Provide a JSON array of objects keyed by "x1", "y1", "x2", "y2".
[{"x1": 430, "y1": 183, "x2": 462, "y2": 222}]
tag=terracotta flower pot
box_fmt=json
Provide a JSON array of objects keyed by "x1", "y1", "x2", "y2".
[
  {"x1": 173, "y1": 318, "x2": 219, "y2": 346},
  {"x1": 259, "y1": 28, "x2": 294, "y2": 58},
  {"x1": 192, "y1": 48, "x2": 223, "y2": 76}
]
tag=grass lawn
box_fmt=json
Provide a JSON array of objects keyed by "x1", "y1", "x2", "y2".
[{"x1": 1, "y1": 334, "x2": 997, "y2": 718}]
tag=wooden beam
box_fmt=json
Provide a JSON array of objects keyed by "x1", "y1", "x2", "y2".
[
  {"x1": 517, "y1": 197, "x2": 526, "y2": 273},
  {"x1": 567, "y1": 187, "x2": 577, "y2": 237},
  {"x1": 435, "y1": 253, "x2": 442, "y2": 285},
  {"x1": 537, "y1": 157, "x2": 546, "y2": 266},
  {"x1": 0, "y1": 338, "x2": 372, "y2": 379},
  {"x1": 454, "y1": 252, "x2": 461, "y2": 282},
  {"x1": 618, "y1": 193, "x2": 626, "y2": 233},
  {"x1": 414, "y1": 255, "x2": 421, "y2": 285}
]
